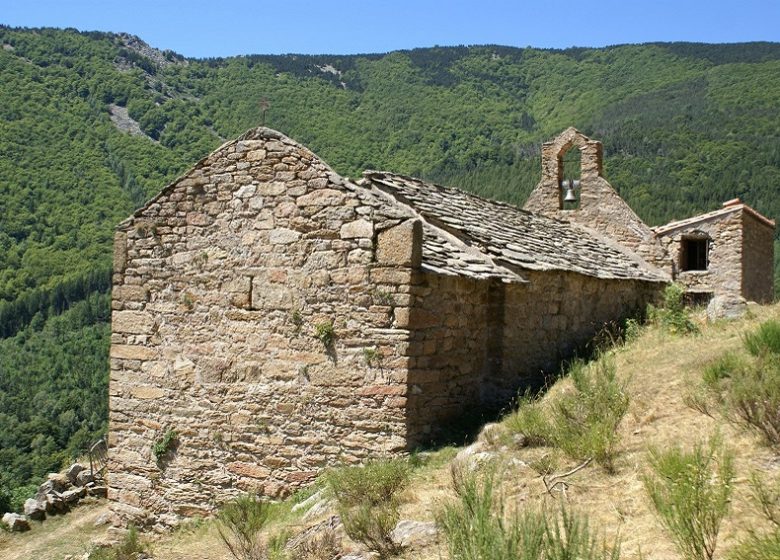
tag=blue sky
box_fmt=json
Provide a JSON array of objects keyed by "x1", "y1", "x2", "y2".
[{"x1": 2, "y1": 0, "x2": 779, "y2": 58}]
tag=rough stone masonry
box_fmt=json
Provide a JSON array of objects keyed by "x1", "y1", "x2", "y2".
[{"x1": 109, "y1": 126, "x2": 771, "y2": 527}]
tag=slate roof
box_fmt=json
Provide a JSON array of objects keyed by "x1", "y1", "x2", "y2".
[
  {"x1": 654, "y1": 198, "x2": 776, "y2": 236},
  {"x1": 362, "y1": 171, "x2": 667, "y2": 283}
]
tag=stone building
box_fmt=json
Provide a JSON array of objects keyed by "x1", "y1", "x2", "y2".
[
  {"x1": 524, "y1": 127, "x2": 775, "y2": 303},
  {"x1": 108, "y1": 126, "x2": 772, "y2": 525}
]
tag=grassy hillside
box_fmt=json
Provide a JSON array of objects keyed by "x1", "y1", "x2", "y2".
[
  {"x1": 0, "y1": 26, "x2": 779, "y2": 499},
  {"x1": 2, "y1": 303, "x2": 778, "y2": 559}
]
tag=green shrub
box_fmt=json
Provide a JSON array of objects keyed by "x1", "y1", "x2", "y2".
[
  {"x1": 551, "y1": 358, "x2": 630, "y2": 473},
  {"x1": 749, "y1": 471, "x2": 780, "y2": 528},
  {"x1": 216, "y1": 494, "x2": 275, "y2": 560},
  {"x1": 544, "y1": 506, "x2": 621, "y2": 560},
  {"x1": 727, "y1": 472, "x2": 780, "y2": 560},
  {"x1": 702, "y1": 352, "x2": 744, "y2": 386},
  {"x1": 743, "y1": 319, "x2": 780, "y2": 357},
  {"x1": 503, "y1": 393, "x2": 553, "y2": 447},
  {"x1": 643, "y1": 436, "x2": 734, "y2": 560},
  {"x1": 314, "y1": 321, "x2": 335, "y2": 347},
  {"x1": 438, "y1": 467, "x2": 544, "y2": 560},
  {"x1": 623, "y1": 318, "x2": 642, "y2": 344},
  {"x1": 724, "y1": 357, "x2": 780, "y2": 447},
  {"x1": 340, "y1": 502, "x2": 401, "y2": 559},
  {"x1": 699, "y1": 350, "x2": 780, "y2": 448},
  {"x1": 726, "y1": 531, "x2": 780, "y2": 560},
  {"x1": 647, "y1": 284, "x2": 698, "y2": 335},
  {"x1": 87, "y1": 525, "x2": 149, "y2": 560},
  {"x1": 325, "y1": 458, "x2": 410, "y2": 507},
  {"x1": 504, "y1": 357, "x2": 630, "y2": 473},
  {"x1": 291, "y1": 528, "x2": 342, "y2": 560},
  {"x1": 438, "y1": 468, "x2": 619, "y2": 560},
  {"x1": 326, "y1": 458, "x2": 411, "y2": 559},
  {"x1": 152, "y1": 428, "x2": 179, "y2": 465}
]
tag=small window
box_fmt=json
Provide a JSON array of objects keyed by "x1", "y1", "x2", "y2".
[{"x1": 680, "y1": 237, "x2": 709, "y2": 271}]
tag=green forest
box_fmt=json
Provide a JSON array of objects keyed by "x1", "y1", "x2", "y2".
[{"x1": 0, "y1": 26, "x2": 779, "y2": 507}]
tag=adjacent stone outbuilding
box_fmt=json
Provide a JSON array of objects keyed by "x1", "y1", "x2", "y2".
[{"x1": 654, "y1": 199, "x2": 775, "y2": 303}]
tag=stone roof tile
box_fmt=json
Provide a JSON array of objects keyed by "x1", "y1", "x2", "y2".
[{"x1": 362, "y1": 171, "x2": 666, "y2": 283}]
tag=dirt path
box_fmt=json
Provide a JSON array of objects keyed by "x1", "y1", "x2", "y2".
[{"x1": 0, "y1": 502, "x2": 110, "y2": 560}]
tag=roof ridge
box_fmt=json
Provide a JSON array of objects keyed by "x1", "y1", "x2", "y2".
[{"x1": 363, "y1": 170, "x2": 539, "y2": 218}]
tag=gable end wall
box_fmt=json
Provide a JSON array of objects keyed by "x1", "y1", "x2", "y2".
[{"x1": 109, "y1": 135, "x2": 423, "y2": 524}]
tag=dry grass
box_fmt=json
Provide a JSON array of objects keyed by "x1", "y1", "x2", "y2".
[
  {"x1": 0, "y1": 501, "x2": 110, "y2": 560},
  {"x1": 3, "y1": 303, "x2": 779, "y2": 560}
]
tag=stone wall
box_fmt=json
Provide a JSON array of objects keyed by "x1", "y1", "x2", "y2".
[
  {"x1": 109, "y1": 129, "x2": 424, "y2": 525},
  {"x1": 490, "y1": 271, "x2": 659, "y2": 404},
  {"x1": 402, "y1": 269, "x2": 661, "y2": 441},
  {"x1": 655, "y1": 211, "x2": 742, "y2": 298},
  {"x1": 742, "y1": 211, "x2": 775, "y2": 303},
  {"x1": 404, "y1": 273, "x2": 493, "y2": 444}
]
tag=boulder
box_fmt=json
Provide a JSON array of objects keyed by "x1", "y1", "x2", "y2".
[
  {"x1": 76, "y1": 470, "x2": 95, "y2": 487},
  {"x1": 62, "y1": 487, "x2": 86, "y2": 504},
  {"x1": 44, "y1": 491, "x2": 69, "y2": 515},
  {"x1": 65, "y1": 463, "x2": 86, "y2": 485},
  {"x1": 390, "y1": 520, "x2": 438, "y2": 549},
  {"x1": 88, "y1": 485, "x2": 108, "y2": 499},
  {"x1": 707, "y1": 294, "x2": 748, "y2": 322},
  {"x1": 47, "y1": 472, "x2": 71, "y2": 491},
  {"x1": 23, "y1": 498, "x2": 46, "y2": 521},
  {"x1": 2, "y1": 512, "x2": 30, "y2": 532}
]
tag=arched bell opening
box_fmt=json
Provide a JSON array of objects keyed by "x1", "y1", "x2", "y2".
[{"x1": 558, "y1": 145, "x2": 582, "y2": 211}]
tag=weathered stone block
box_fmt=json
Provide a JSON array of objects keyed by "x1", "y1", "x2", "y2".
[
  {"x1": 296, "y1": 188, "x2": 344, "y2": 207},
  {"x1": 227, "y1": 462, "x2": 271, "y2": 479},
  {"x1": 251, "y1": 277, "x2": 293, "y2": 310},
  {"x1": 377, "y1": 220, "x2": 422, "y2": 267},
  {"x1": 113, "y1": 311, "x2": 155, "y2": 334},
  {"x1": 269, "y1": 228, "x2": 301, "y2": 245},
  {"x1": 340, "y1": 219, "x2": 373, "y2": 239},
  {"x1": 110, "y1": 345, "x2": 156, "y2": 361},
  {"x1": 129, "y1": 386, "x2": 165, "y2": 399},
  {"x1": 113, "y1": 231, "x2": 127, "y2": 273},
  {"x1": 257, "y1": 181, "x2": 286, "y2": 196}
]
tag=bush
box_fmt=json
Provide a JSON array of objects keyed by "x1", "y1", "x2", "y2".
[
  {"x1": 749, "y1": 471, "x2": 780, "y2": 528},
  {"x1": 697, "y1": 345, "x2": 780, "y2": 448},
  {"x1": 216, "y1": 494, "x2": 276, "y2": 560},
  {"x1": 643, "y1": 436, "x2": 734, "y2": 560},
  {"x1": 438, "y1": 467, "x2": 544, "y2": 560},
  {"x1": 551, "y1": 358, "x2": 630, "y2": 473},
  {"x1": 743, "y1": 319, "x2": 780, "y2": 357},
  {"x1": 87, "y1": 526, "x2": 149, "y2": 560},
  {"x1": 291, "y1": 528, "x2": 342, "y2": 560},
  {"x1": 504, "y1": 357, "x2": 630, "y2": 473},
  {"x1": 544, "y1": 506, "x2": 620, "y2": 560},
  {"x1": 325, "y1": 458, "x2": 411, "y2": 559},
  {"x1": 503, "y1": 393, "x2": 553, "y2": 447},
  {"x1": 438, "y1": 468, "x2": 619, "y2": 560},
  {"x1": 340, "y1": 502, "x2": 401, "y2": 559},
  {"x1": 647, "y1": 284, "x2": 698, "y2": 335},
  {"x1": 727, "y1": 472, "x2": 780, "y2": 560},
  {"x1": 726, "y1": 532, "x2": 780, "y2": 560},
  {"x1": 325, "y1": 458, "x2": 410, "y2": 507}
]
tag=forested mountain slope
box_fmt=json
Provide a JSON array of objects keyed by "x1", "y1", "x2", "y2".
[{"x1": 0, "y1": 26, "x2": 778, "y2": 499}]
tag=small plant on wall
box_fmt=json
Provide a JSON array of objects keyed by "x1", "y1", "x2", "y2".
[
  {"x1": 314, "y1": 320, "x2": 335, "y2": 347},
  {"x1": 152, "y1": 428, "x2": 179, "y2": 468}
]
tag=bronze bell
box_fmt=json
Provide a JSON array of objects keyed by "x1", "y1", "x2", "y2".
[{"x1": 562, "y1": 179, "x2": 579, "y2": 203}]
